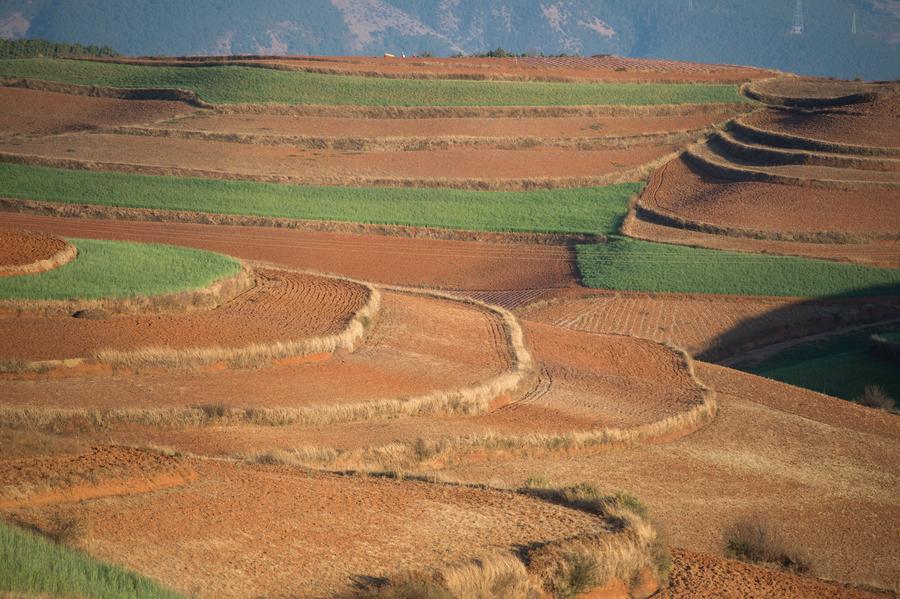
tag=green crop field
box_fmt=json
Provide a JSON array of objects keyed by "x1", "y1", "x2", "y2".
[
  {"x1": 577, "y1": 237, "x2": 900, "y2": 298},
  {"x1": 0, "y1": 58, "x2": 747, "y2": 106},
  {"x1": 0, "y1": 163, "x2": 637, "y2": 236},
  {"x1": 746, "y1": 326, "x2": 900, "y2": 402},
  {"x1": 0, "y1": 520, "x2": 186, "y2": 599},
  {"x1": 0, "y1": 238, "x2": 240, "y2": 301}
]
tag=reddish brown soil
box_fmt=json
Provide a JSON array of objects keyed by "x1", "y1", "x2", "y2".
[
  {"x1": 624, "y1": 210, "x2": 900, "y2": 268},
  {"x1": 748, "y1": 78, "x2": 893, "y2": 101},
  {"x1": 100, "y1": 55, "x2": 773, "y2": 83},
  {"x1": 642, "y1": 158, "x2": 900, "y2": 234},
  {"x1": 744, "y1": 107, "x2": 900, "y2": 149},
  {"x1": 447, "y1": 363, "x2": 900, "y2": 590},
  {"x1": 48, "y1": 325, "x2": 707, "y2": 459},
  {"x1": 0, "y1": 270, "x2": 367, "y2": 361},
  {"x1": 519, "y1": 288, "x2": 900, "y2": 362},
  {"x1": 0, "y1": 290, "x2": 511, "y2": 411},
  {"x1": 165, "y1": 111, "x2": 723, "y2": 139},
  {"x1": 0, "y1": 446, "x2": 195, "y2": 509},
  {"x1": 4, "y1": 460, "x2": 603, "y2": 599},
  {"x1": 0, "y1": 213, "x2": 578, "y2": 290},
  {"x1": 0, "y1": 132, "x2": 677, "y2": 186},
  {"x1": 0, "y1": 229, "x2": 68, "y2": 268},
  {"x1": 662, "y1": 548, "x2": 891, "y2": 598},
  {"x1": 0, "y1": 87, "x2": 194, "y2": 136}
]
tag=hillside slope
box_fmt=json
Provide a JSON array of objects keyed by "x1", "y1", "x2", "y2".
[{"x1": 0, "y1": 0, "x2": 897, "y2": 80}]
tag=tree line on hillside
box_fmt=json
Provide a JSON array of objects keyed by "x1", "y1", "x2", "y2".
[{"x1": 0, "y1": 38, "x2": 118, "y2": 59}]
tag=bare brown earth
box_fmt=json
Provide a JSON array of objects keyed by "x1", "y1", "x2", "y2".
[
  {"x1": 161, "y1": 110, "x2": 723, "y2": 139},
  {"x1": 0, "y1": 229, "x2": 68, "y2": 268},
  {"x1": 0, "y1": 213, "x2": 579, "y2": 290},
  {"x1": 744, "y1": 106, "x2": 900, "y2": 149},
  {"x1": 0, "y1": 132, "x2": 678, "y2": 188},
  {"x1": 445, "y1": 363, "x2": 900, "y2": 591},
  {"x1": 641, "y1": 157, "x2": 900, "y2": 235},
  {"x1": 661, "y1": 548, "x2": 892, "y2": 599},
  {"x1": 624, "y1": 210, "x2": 900, "y2": 268},
  {"x1": 519, "y1": 289, "x2": 900, "y2": 362},
  {"x1": 98, "y1": 54, "x2": 774, "y2": 83},
  {"x1": 2, "y1": 457, "x2": 603, "y2": 599},
  {"x1": 0, "y1": 270, "x2": 367, "y2": 362},
  {"x1": 0, "y1": 87, "x2": 193, "y2": 136},
  {"x1": 0, "y1": 290, "x2": 511, "y2": 411}
]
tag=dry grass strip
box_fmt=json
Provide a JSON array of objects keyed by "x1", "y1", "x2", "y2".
[
  {"x1": 0, "y1": 263, "x2": 255, "y2": 318},
  {"x1": 0, "y1": 241, "x2": 77, "y2": 278},
  {"x1": 635, "y1": 160, "x2": 899, "y2": 244},
  {"x1": 108, "y1": 124, "x2": 714, "y2": 152},
  {"x1": 218, "y1": 102, "x2": 754, "y2": 120},
  {"x1": 683, "y1": 141, "x2": 900, "y2": 191},
  {"x1": 740, "y1": 78, "x2": 882, "y2": 108},
  {"x1": 0, "y1": 271, "x2": 535, "y2": 430},
  {"x1": 711, "y1": 129, "x2": 900, "y2": 172},
  {"x1": 238, "y1": 343, "x2": 716, "y2": 473},
  {"x1": 729, "y1": 115, "x2": 900, "y2": 158},
  {"x1": 0, "y1": 198, "x2": 596, "y2": 246},
  {"x1": 0, "y1": 149, "x2": 678, "y2": 191}
]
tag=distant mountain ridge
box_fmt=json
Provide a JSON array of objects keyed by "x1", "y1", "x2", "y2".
[{"x1": 1, "y1": 0, "x2": 897, "y2": 80}]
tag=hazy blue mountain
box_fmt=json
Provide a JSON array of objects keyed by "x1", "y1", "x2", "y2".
[{"x1": 1, "y1": 0, "x2": 897, "y2": 80}]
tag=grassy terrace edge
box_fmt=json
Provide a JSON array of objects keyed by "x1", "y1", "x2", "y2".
[
  {"x1": 577, "y1": 237, "x2": 900, "y2": 298},
  {"x1": 0, "y1": 520, "x2": 187, "y2": 599},
  {"x1": 0, "y1": 58, "x2": 748, "y2": 106},
  {"x1": 0, "y1": 163, "x2": 639, "y2": 236},
  {"x1": 0, "y1": 238, "x2": 240, "y2": 301}
]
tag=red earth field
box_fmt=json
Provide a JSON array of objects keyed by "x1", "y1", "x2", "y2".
[
  {"x1": 0, "y1": 87, "x2": 193, "y2": 136},
  {"x1": 1, "y1": 69, "x2": 899, "y2": 599},
  {"x1": 96, "y1": 54, "x2": 774, "y2": 83}
]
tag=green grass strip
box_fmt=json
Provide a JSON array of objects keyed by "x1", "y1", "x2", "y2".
[
  {"x1": 0, "y1": 58, "x2": 747, "y2": 106},
  {"x1": 0, "y1": 238, "x2": 240, "y2": 300},
  {"x1": 746, "y1": 326, "x2": 900, "y2": 401},
  {"x1": 577, "y1": 237, "x2": 900, "y2": 298},
  {"x1": 0, "y1": 520, "x2": 187, "y2": 599},
  {"x1": 0, "y1": 163, "x2": 638, "y2": 236}
]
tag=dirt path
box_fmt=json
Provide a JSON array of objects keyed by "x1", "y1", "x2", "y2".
[{"x1": 0, "y1": 213, "x2": 578, "y2": 290}]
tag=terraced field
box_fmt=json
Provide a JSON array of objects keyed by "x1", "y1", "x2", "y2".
[{"x1": 1, "y1": 58, "x2": 898, "y2": 599}]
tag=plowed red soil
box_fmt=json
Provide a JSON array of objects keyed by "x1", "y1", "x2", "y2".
[
  {"x1": 662, "y1": 548, "x2": 891, "y2": 599},
  {"x1": 0, "y1": 214, "x2": 578, "y2": 290},
  {"x1": 1, "y1": 290, "x2": 511, "y2": 410},
  {"x1": 0, "y1": 87, "x2": 194, "y2": 136},
  {"x1": 0, "y1": 270, "x2": 367, "y2": 361},
  {"x1": 0, "y1": 132, "x2": 677, "y2": 186},
  {"x1": 164, "y1": 111, "x2": 722, "y2": 139},
  {"x1": 743, "y1": 107, "x2": 900, "y2": 149},
  {"x1": 624, "y1": 210, "x2": 900, "y2": 268},
  {"x1": 0, "y1": 229, "x2": 68, "y2": 268},
  {"x1": 101, "y1": 55, "x2": 773, "y2": 82},
  {"x1": 44, "y1": 325, "x2": 707, "y2": 459},
  {"x1": 3, "y1": 460, "x2": 603, "y2": 599},
  {"x1": 519, "y1": 289, "x2": 900, "y2": 362},
  {"x1": 447, "y1": 363, "x2": 900, "y2": 590},
  {"x1": 0, "y1": 446, "x2": 195, "y2": 509},
  {"x1": 748, "y1": 78, "x2": 892, "y2": 101},
  {"x1": 642, "y1": 158, "x2": 900, "y2": 234}
]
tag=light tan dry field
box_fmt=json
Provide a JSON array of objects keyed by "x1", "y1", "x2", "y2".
[{"x1": 2, "y1": 75, "x2": 900, "y2": 599}]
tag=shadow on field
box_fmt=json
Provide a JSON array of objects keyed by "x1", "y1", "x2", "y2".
[{"x1": 698, "y1": 283, "x2": 900, "y2": 364}]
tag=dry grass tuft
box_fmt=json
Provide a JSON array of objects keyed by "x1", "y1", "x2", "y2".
[
  {"x1": 724, "y1": 516, "x2": 809, "y2": 573},
  {"x1": 856, "y1": 385, "x2": 897, "y2": 411}
]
